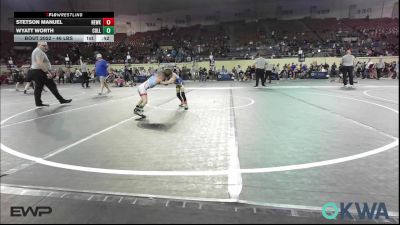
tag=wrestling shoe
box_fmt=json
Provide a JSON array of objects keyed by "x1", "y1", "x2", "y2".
[
  {"x1": 36, "y1": 103, "x2": 50, "y2": 107},
  {"x1": 134, "y1": 107, "x2": 144, "y2": 117},
  {"x1": 60, "y1": 99, "x2": 72, "y2": 104}
]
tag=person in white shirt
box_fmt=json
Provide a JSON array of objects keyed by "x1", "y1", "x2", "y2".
[
  {"x1": 298, "y1": 47, "x2": 303, "y2": 57},
  {"x1": 75, "y1": 68, "x2": 82, "y2": 79},
  {"x1": 366, "y1": 59, "x2": 375, "y2": 79},
  {"x1": 80, "y1": 56, "x2": 90, "y2": 88},
  {"x1": 209, "y1": 52, "x2": 215, "y2": 70},
  {"x1": 376, "y1": 56, "x2": 384, "y2": 80},
  {"x1": 237, "y1": 65, "x2": 244, "y2": 81},
  {"x1": 275, "y1": 64, "x2": 281, "y2": 80},
  {"x1": 341, "y1": 49, "x2": 356, "y2": 88}
]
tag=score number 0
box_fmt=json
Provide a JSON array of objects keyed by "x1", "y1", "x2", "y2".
[
  {"x1": 102, "y1": 18, "x2": 114, "y2": 26},
  {"x1": 102, "y1": 18, "x2": 114, "y2": 35}
]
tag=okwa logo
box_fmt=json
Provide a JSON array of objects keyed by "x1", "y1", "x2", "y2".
[{"x1": 322, "y1": 202, "x2": 389, "y2": 220}]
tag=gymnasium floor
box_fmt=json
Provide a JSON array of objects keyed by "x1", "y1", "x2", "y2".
[{"x1": 1, "y1": 79, "x2": 399, "y2": 222}]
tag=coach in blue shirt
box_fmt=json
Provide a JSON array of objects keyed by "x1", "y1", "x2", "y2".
[{"x1": 95, "y1": 53, "x2": 111, "y2": 95}]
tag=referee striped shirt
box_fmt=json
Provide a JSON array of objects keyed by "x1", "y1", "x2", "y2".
[
  {"x1": 341, "y1": 54, "x2": 355, "y2": 66},
  {"x1": 254, "y1": 57, "x2": 267, "y2": 69}
]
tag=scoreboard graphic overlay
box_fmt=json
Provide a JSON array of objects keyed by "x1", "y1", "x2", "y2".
[{"x1": 14, "y1": 12, "x2": 114, "y2": 42}]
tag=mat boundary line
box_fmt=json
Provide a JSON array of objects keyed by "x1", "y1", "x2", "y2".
[{"x1": 2, "y1": 183, "x2": 398, "y2": 217}]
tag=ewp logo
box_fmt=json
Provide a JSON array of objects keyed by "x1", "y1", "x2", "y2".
[
  {"x1": 321, "y1": 202, "x2": 389, "y2": 220},
  {"x1": 10, "y1": 206, "x2": 52, "y2": 217}
]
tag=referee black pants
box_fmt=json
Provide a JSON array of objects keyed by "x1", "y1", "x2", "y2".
[
  {"x1": 255, "y1": 68, "x2": 265, "y2": 86},
  {"x1": 81, "y1": 72, "x2": 89, "y2": 88},
  {"x1": 29, "y1": 69, "x2": 65, "y2": 106},
  {"x1": 342, "y1": 66, "x2": 354, "y2": 85},
  {"x1": 377, "y1": 68, "x2": 382, "y2": 80}
]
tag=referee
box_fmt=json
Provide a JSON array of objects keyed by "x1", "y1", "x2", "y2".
[
  {"x1": 341, "y1": 49, "x2": 356, "y2": 88},
  {"x1": 253, "y1": 53, "x2": 267, "y2": 87},
  {"x1": 28, "y1": 42, "x2": 71, "y2": 107}
]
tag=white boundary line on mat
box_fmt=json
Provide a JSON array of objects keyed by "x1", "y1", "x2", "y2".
[
  {"x1": 363, "y1": 90, "x2": 398, "y2": 104},
  {"x1": 0, "y1": 95, "x2": 134, "y2": 129},
  {"x1": 1, "y1": 184, "x2": 398, "y2": 217},
  {"x1": 0, "y1": 92, "x2": 398, "y2": 176},
  {"x1": 151, "y1": 85, "x2": 399, "y2": 90}
]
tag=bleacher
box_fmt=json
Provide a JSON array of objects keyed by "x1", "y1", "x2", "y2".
[{"x1": 1, "y1": 18, "x2": 398, "y2": 65}]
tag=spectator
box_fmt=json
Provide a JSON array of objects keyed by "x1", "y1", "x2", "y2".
[
  {"x1": 57, "y1": 67, "x2": 65, "y2": 84},
  {"x1": 376, "y1": 56, "x2": 384, "y2": 80},
  {"x1": 221, "y1": 65, "x2": 227, "y2": 73},
  {"x1": 94, "y1": 53, "x2": 111, "y2": 95},
  {"x1": 331, "y1": 62, "x2": 338, "y2": 78},
  {"x1": 80, "y1": 56, "x2": 90, "y2": 88}
]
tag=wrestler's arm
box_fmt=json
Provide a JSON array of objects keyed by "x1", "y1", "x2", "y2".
[{"x1": 160, "y1": 73, "x2": 177, "y2": 85}]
